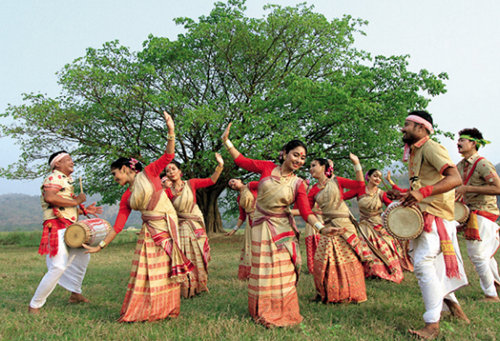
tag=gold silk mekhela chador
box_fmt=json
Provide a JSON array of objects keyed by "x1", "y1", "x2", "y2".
[
  {"x1": 357, "y1": 188, "x2": 406, "y2": 283},
  {"x1": 119, "y1": 171, "x2": 193, "y2": 323},
  {"x1": 313, "y1": 178, "x2": 367, "y2": 303},
  {"x1": 238, "y1": 186, "x2": 256, "y2": 280},
  {"x1": 248, "y1": 174, "x2": 303, "y2": 327},
  {"x1": 170, "y1": 181, "x2": 211, "y2": 298}
]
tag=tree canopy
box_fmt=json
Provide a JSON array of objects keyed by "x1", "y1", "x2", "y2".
[{"x1": 0, "y1": 0, "x2": 448, "y2": 232}]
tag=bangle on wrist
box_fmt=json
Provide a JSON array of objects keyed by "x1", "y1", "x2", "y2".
[
  {"x1": 233, "y1": 225, "x2": 240, "y2": 231},
  {"x1": 224, "y1": 139, "x2": 234, "y2": 150},
  {"x1": 167, "y1": 134, "x2": 175, "y2": 141},
  {"x1": 314, "y1": 222, "x2": 324, "y2": 234},
  {"x1": 216, "y1": 165, "x2": 224, "y2": 172},
  {"x1": 353, "y1": 163, "x2": 362, "y2": 172},
  {"x1": 99, "y1": 240, "x2": 108, "y2": 250}
]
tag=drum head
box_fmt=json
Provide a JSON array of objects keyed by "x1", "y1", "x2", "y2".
[
  {"x1": 386, "y1": 205, "x2": 424, "y2": 240},
  {"x1": 64, "y1": 223, "x2": 88, "y2": 248},
  {"x1": 454, "y1": 202, "x2": 469, "y2": 224}
]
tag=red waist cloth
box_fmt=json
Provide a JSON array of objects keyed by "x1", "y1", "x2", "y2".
[
  {"x1": 38, "y1": 217, "x2": 73, "y2": 257},
  {"x1": 474, "y1": 210, "x2": 499, "y2": 222},
  {"x1": 423, "y1": 213, "x2": 460, "y2": 279}
]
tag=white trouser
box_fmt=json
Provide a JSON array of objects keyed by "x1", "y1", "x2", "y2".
[
  {"x1": 465, "y1": 215, "x2": 500, "y2": 297},
  {"x1": 410, "y1": 219, "x2": 468, "y2": 324},
  {"x1": 30, "y1": 228, "x2": 91, "y2": 309}
]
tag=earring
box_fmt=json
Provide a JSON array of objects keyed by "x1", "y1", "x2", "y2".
[{"x1": 122, "y1": 170, "x2": 126, "y2": 174}]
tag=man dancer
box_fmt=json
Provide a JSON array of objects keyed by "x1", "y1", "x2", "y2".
[
  {"x1": 28, "y1": 151, "x2": 102, "y2": 314},
  {"x1": 456, "y1": 128, "x2": 500, "y2": 302},
  {"x1": 389, "y1": 111, "x2": 469, "y2": 339}
]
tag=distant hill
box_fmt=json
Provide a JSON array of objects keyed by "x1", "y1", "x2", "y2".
[{"x1": 0, "y1": 193, "x2": 142, "y2": 232}]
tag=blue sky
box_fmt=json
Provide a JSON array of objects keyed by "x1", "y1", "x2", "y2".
[{"x1": 1, "y1": 0, "x2": 499, "y2": 195}]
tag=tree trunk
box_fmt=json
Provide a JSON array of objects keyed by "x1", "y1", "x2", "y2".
[{"x1": 196, "y1": 183, "x2": 226, "y2": 234}]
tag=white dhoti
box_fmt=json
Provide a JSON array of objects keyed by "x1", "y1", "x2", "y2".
[
  {"x1": 465, "y1": 215, "x2": 500, "y2": 297},
  {"x1": 30, "y1": 228, "x2": 90, "y2": 309},
  {"x1": 410, "y1": 219, "x2": 468, "y2": 324}
]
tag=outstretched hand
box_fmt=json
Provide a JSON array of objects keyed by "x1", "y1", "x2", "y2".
[
  {"x1": 222, "y1": 123, "x2": 232, "y2": 142},
  {"x1": 82, "y1": 244, "x2": 101, "y2": 254},
  {"x1": 225, "y1": 230, "x2": 236, "y2": 236},
  {"x1": 215, "y1": 152, "x2": 224, "y2": 166},
  {"x1": 349, "y1": 153, "x2": 360, "y2": 165},
  {"x1": 321, "y1": 226, "x2": 347, "y2": 237},
  {"x1": 164, "y1": 111, "x2": 175, "y2": 132},
  {"x1": 385, "y1": 170, "x2": 392, "y2": 183},
  {"x1": 86, "y1": 202, "x2": 103, "y2": 217}
]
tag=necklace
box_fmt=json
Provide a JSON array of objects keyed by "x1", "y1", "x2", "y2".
[
  {"x1": 318, "y1": 177, "x2": 329, "y2": 189},
  {"x1": 173, "y1": 181, "x2": 184, "y2": 194},
  {"x1": 279, "y1": 167, "x2": 294, "y2": 181},
  {"x1": 366, "y1": 185, "x2": 378, "y2": 196}
]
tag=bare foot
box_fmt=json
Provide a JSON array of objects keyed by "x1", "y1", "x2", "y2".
[
  {"x1": 28, "y1": 306, "x2": 40, "y2": 315},
  {"x1": 408, "y1": 323, "x2": 439, "y2": 339},
  {"x1": 443, "y1": 299, "x2": 470, "y2": 323},
  {"x1": 481, "y1": 295, "x2": 500, "y2": 303},
  {"x1": 68, "y1": 292, "x2": 90, "y2": 304}
]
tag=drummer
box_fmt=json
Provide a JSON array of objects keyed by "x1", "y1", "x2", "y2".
[
  {"x1": 456, "y1": 128, "x2": 500, "y2": 302},
  {"x1": 388, "y1": 111, "x2": 469, "y2": 339},
  {"x1": 28, "y1": 151, "x2": 102, "y2": 314}
]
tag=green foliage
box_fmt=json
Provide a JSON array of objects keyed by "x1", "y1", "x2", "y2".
[{"x1": 1, "y1": 1, "x2": 447, "y2": 218}]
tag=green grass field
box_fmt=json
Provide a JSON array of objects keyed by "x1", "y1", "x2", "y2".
[{"x1": 1, "y1": 230, "x2": 499, "y2": 341}]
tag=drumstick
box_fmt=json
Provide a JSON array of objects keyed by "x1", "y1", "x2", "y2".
[
  {"x1": 380, "y1": 178, "x2": 391, "y2": 192},
  {"x1": 78, "y1": 176, "x2": 90, "y2": 219}
]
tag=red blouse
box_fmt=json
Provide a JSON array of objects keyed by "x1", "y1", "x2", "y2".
[
  {"x1": 343, "y1": 184, "x2": 393, "y2": 206},
  {"x1": 306, "y1": 176, "x2": 365, "y2": 209},
  {"x1": 234, "y1": 154, "x2": 312, "y2": 222},
  {"x1": 165, "y1": 178, "x2": 215, "y2": 204},
  {"x1": 237, "y1": 181, "x2": 259, "y2": 221},
  {"x1": 113, "y1": 153, "x2": 175, "y2": 233}
]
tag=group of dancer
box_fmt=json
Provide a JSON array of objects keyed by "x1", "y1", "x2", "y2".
[{"x1": 27, "y1": 110, "x2": 500, "y2": 340}]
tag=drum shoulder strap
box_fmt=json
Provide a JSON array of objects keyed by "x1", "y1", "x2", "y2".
[{"x1": 463, "y1": 157, "x2": 485, "y2": 186}]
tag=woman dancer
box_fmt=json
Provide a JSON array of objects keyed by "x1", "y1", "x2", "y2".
[
  {"x1": 343, "y1": 169, "x2": 405, "y2": 283},
  {"x1": 164, "y1": 154, "x2": 224, "y2": 298},
  {"x1": 225, "y1": 179, "x2": 258, "y2": 280},
  {"x1": 222, "y1": 123, "x2": 339, "y2": 327},
  {"x1": 307, "y1": 157, "x2": 369, "y2": 303},
  {"x1": 83, "y1": 111, "x2": 193, "y2": 322}
]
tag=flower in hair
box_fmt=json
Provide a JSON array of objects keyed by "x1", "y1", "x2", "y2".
[
  {"x1": 129, "y1": 158, "x2": 140, "y2": 174},
  {"x1": 365, "y1": 171, "x2": 370, "y2": 182},
  {"x1": 325, "y1": 165, "x2": 333, "y2": 178},
  {"x1": 279, "y1": 150, "x2": 284, "y2": 160}
]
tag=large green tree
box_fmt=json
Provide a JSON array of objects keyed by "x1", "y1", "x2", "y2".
[{"x1": 0, "y1": 0, "x2": 447, "y2": 233}]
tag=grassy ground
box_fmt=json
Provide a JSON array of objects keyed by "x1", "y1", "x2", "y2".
[{"x1": 1, "y1": 230, "x2": 499, "y2": 341}]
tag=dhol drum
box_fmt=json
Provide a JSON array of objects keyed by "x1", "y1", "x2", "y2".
[
  {"x1": 383, "y1": 202, "x2": 424, "y2": 240},
  {"x1": 64, "y1": 218, "x2": 111, "y2": 248},
  {"x1": 454, "y1": 202, "x2": 470, "y2": 225}
]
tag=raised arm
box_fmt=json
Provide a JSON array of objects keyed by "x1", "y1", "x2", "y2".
[
  {"x1": 349, "y1": 153, "x2": 364, "y2": 182},
  {"x1": 210, "y1": 153, "x2": 224, "y2": 184},
  {"x1": 222, "y1": 123, "x2": 241, "y2": 160},
  {"x1": 145, "y1": 111, "x2": 176, "y2": 177}
]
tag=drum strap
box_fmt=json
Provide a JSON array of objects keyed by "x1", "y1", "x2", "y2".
[{"x1": 463, "y1": 157, "x2": 485, "y2": 186}]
